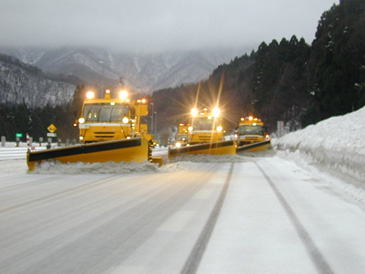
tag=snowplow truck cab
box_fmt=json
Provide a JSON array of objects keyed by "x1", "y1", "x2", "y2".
[
  {"x1": 188, "y1": 107, "x2": 224, "y2": 144},
  {"x1": 167, "y1": 107, "x2": 236, "y2": 158},
  {"x1": 78, "y1": 89, "x2": 150, "y2": 143},
  {"x1": 174, "y1": 123, "x2": 190, "y2": 148},
  {"x1": 236, "y1": 116, "x2": 271, "y2": 152}
]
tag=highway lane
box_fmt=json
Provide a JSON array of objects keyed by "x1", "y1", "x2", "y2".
[
  {"x1": 197, "y1": 159, "x2": 365, "y2": 274},
  {"x1": 0, "y1": 147, "x2": 27, "y2": 160},
  {"x1": 0, "y1": 150, "x2": 364, "y2": 274},
  {"x1": 0, "y1": 162, "x2": 231, "y2": 274},
  {"x1": 0, "y1": 145, "x2": 50, "y2": 161}
]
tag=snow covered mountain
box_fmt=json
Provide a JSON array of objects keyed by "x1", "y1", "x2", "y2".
[
  {"x1": 0, "y1": 46, "x2": 247, "y2": 93},
  {"x1": 0, "y1": 53, "x2": 76, "y2": 107}
]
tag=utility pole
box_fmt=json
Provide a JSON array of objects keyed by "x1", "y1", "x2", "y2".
[
  {"x1": 99, "y1": 60, "x2": 104, "y2": 96},
  {"x1": 154, "y1": 111, "x2": 157, "y2": 139},
  {"x1": 150, "y1": 103, "x2": 154, "y2": 135}
]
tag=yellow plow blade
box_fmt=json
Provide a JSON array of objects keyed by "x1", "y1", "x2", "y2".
[
  {"x1": 27, "y1": 138, "x2": 149, "y2": 171},
  {"x1": 168, "y1": 140, "x2": 236, "y2": 158},
  {"x1": 236, "y1": 140, "x2": 272, "y2": 152}
]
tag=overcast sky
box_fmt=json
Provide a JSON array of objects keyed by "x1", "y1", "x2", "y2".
[{"x1": 1, "y1": 0, "x2": 339, "y2": 53}]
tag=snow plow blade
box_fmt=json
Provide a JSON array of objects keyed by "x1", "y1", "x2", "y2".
[
  {"x1": 168, "y1": 140, "x2": 236, "y2": 158},
  {"x1": 236, "y1": 140, "x2": 271, "y2": 152},
  {"x1": 27, "y1": 138, "x2": 152, "y2": 171}
]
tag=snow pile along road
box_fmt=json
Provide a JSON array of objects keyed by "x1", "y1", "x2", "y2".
[
  {"x1": 276, "y1": 106, "x2": 365, "y2": 187},
  {"x1": 30, "y1": 154, "x2": 246, "y2": 174}
]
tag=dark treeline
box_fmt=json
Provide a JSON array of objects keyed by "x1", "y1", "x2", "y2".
[
  {"x1": 0, "y1": 85, "x2": 86, "y2": 141},
  {"x1": 0, "y1": 103, "x2": 77, "y2": 142},
  {"x1": 151, "y1": 0, "x2": 365, "y2": 134}
]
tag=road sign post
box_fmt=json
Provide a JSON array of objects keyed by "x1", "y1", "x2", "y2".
[
  {"x1": 47, "y1": 124, "x2": 57, "y2": 144},
  {"x1": 47, "y1": 124, "x2": 57, "y2": 133}
]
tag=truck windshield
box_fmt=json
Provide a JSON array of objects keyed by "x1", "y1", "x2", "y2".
[
  {"x1": 193, "y1": 117, "x2": 216, "y2": 130},
  {"x1": 177, "y1": 134, "x2": 189, "y2": 141},
  {"x1": 239, "y1": 125, "x2": 264, "y2": 135},
  {"x1": 83, "y1": 103, "x2": 130, "y2": 122}
]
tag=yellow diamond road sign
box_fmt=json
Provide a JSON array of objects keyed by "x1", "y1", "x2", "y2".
[{"x1": 47, "y1": 124, "x2": 57, "y2": 133}]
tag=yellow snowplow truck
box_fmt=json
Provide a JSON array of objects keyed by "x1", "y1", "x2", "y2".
[
  {"x1": 173, "y1": 123, "x2": 190, "y2": 148},
  {"x1": 27, "y1": 89, "x2": 162, "y2": 171},
  {"x1": 236, "y1": 116, "x2": 271, "y2": 152},
  {"x1": 168, "y1": 107, "x2": 236, "y2": 158}
]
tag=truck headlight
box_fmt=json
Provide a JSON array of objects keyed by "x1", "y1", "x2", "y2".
[
  {"x1": 212, "y1": 107, "x2": 220, "y2": 117},
  {"x1": 122, "y1": 117, "x2": 129, "y2": 123},
  {"x1": 191, "y1": 108, "x2": 199, "y2": 117}
]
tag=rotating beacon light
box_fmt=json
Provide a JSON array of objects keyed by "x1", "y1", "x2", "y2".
[
  {"x1": 119, "y1": 90, "x2": 128, "y2": 100},
  {"x1": 86, "y1": 91, "x2": 95, "y2": 99}
]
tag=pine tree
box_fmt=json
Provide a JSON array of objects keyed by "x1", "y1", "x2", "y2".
[{"x1": 304, "y1": 0, "x2": 365, "y2": 124}]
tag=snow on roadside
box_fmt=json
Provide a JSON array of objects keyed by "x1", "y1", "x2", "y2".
[
  {"x1": 26, "y1": 154, "x2": 245, "y2": 174},
  {"x1": 275, "y1": 106, "x2": 365, "y2": 203},
  {"x1": 32, "y1": 160, "x2": 161, "y2": 174},
  {"x1": 167, "y1": 154, "x2": 246, "y2": 163},
  {"x1": 0, "y1": 159, "x2": 28, "y2": 174}
]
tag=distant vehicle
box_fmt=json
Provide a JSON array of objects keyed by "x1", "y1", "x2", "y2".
[
  {"x1": 174, "y1": 123, "x2": 190, "y2": 148},
  {"x1": 188, "y1": 107, "x2": 224, "y2": 144},
  {"x1": 236, "y1": 116, "x2": 271, "y2": 152},
  {"x1": 168, "y1": 107, "x2": 236, "y2": 158}
]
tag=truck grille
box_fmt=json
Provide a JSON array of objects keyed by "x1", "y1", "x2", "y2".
[
  {"x1": 94, "y1": 132, "x2": 115, "y2": 139},
  {"x1": 199, "y1": 136, "x2": 213, "y2": 142},
  {"x1": 245, "y1": 137, "x2": 259, "y2": 141}
]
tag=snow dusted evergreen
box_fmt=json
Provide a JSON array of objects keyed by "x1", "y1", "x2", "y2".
[{"x1": 0, "y1": 54, "x2": 76, "y2": 107}]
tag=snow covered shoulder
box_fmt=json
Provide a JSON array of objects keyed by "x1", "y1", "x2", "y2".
[{"x1": 275, "y1": 107, "x2": 365, "y2": 186}]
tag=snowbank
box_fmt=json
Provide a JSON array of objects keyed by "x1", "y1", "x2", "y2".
[
  {"x1": 275, "y1": 107, "x2": 365, "y2": 187},
  {"x1": 168, "y1": 154, "x2": 246, "y2": 163},
  {"x1": 32, "y1": 160, "x2": 161, "y2": 174},
  {"x1": 30, "y1": 154, "x2": 246, "y2": 174}
]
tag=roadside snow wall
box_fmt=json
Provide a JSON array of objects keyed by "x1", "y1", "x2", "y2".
[{"x1": 275, "y1": 107, "x2": 365, "y2": 187}]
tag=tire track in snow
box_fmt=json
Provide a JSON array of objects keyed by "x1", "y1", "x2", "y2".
[
  {"x1": 255, "y1": 162, "x2": 335, "y2": 274},
  {"x1": 0, "y1": 175, "x2": 118, "y2": 214},
  {"x1": 0, "y1": 176, "x2": 62, "y2": 192},
  {"x1": 180, "y1": 163, "x2": 234, "y2": 274}
]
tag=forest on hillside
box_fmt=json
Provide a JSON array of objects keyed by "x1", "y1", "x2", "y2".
[
  {"x1": 0, "y1": 0, "x2": 364, "y2": 142},
  {"x1": 151, "y1": 0, "x2": 365, "y2": 139},
  {"x1": 0, "y1": 102, "x2": 79, "y2": 143}
]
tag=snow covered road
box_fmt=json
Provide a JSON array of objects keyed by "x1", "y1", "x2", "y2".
[
  {"x1": 0, "y1": 147, "x2": 27, "y2": 160},
  {"x1": 198, "y1": 158, "x2": 365, "y2": 274},
  {"x1": 0, "y1": 152, "x2": 364, "y2": 274}
]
